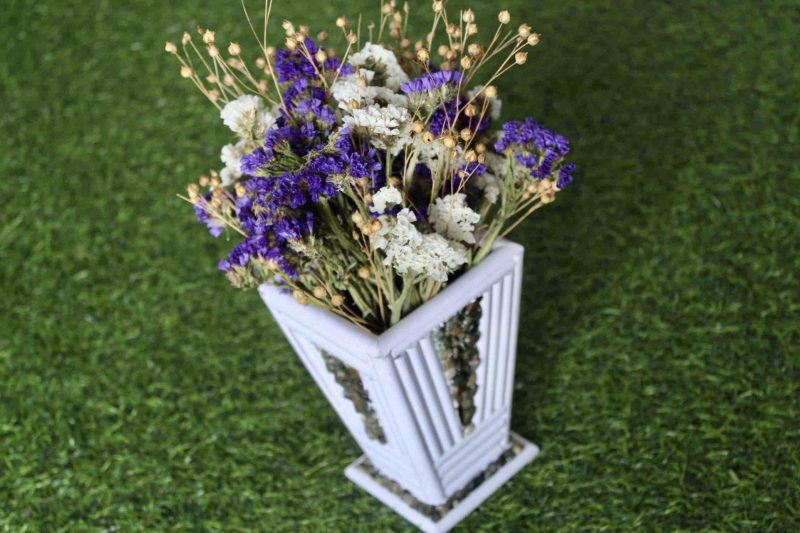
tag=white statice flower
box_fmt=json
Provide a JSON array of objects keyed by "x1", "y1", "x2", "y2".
[
  {"x1": 466, "y1": 85, "x2": 503, "y2": 120},
  {"x1": 371, "y1": 185, "x2": 403, "y2": 213},
  {"x1": 343, "y1": 103, "x2": 412, "y2": 155},
  {"x1": 217, "y1": 140, "x2": 250, "y2": 187},
  {"x1": 332, "y1": 70, "x2": 408, "y2": 112},
  {"x1": 220, "y1": 94, "x2": 277, "y2": 142},
  {"x1": 371, "y1": 208, "x2": 468, "y2": 282},
  {"x1": 348, "y1": 43, "x2": 409, "y2": 91},
  {"x1": 430, "y1": 193, "x2": 481, "y2": 243},
  {"x1": 475, "y1": 173, "x2": 501, "y2": 204}
]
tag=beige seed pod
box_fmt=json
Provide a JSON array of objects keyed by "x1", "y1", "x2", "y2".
[
  {"x1": 442, "y1": 135, "x2": 457, "y2": 149},
  {"x1": 317, "y1": 31, "x2": 329, "y2": 42},
  {"x1": 498, "y1": 10, "x2": 511, "y2": 24},
  {"x1": 313, "y1": 286, "x2": 327, "y2": 299},
  {"x1": 347, "y1": 32, "x2": 358, "y2": 44},
  {"x1": 164, "y1": 42, "x2": 177, "y2": 54},
  {"x1": 388, "y1": 176, "x2": 401, "y2": 187},
  {"x1": 466, "y1": 23, "x2": 478, "y2": 36},
  {"x1": 477, "y1": 153, "x2": 486, "y2": 163},
  {"x1": 357, "y1": 266, "x2": 370, "y2": 279},
  {"x1": 484, "y1": 85, "x2": 498, "y2": 98},
  {"x1": 235, "y1": 182, "x2": 246, "y2": 197},
  {"x1": 285, "y1": 37, "x2": 297, "y2": 51},
  {"x1": 437, "y1": 44, "x2": 449, "y2": 57},
  {"x1": 331, "y1": 294, "x2": 345, "y2": 307},
  {"x1": 464, "y1": 149, "x2": 477, "y2": 162},
  {"x1": 467, "y1": 43, "x2": 482, "y2": 57},
  {"x1": 369, "y1": 219, "x2": 383, "y2": 233},
  {"x1": 265, "y1": 46, "x2": 276, "y2": 58},
  {"x1": 464, "y1": 104, "x2": 477, "y2": 117},
  {"x1": 417, "y1": 48, "x2": 430, "y2": 62},
  {"x1": 298, "y1": 25, "x2": 310, "y2": 36},
  {"x1": 400, "y1": 38, "x2": 411, "y2": 49},
  {"x1": 515, "y1": 51, "x2": 528, "y2": 65},
  {"x1": 336, "y1": 16, "x2": 348, "y2": 28},
  {"x1": 460, "y1": 128, "x2": 473, "y2": 141},
  {"x1": 363, "y1": 193, "x2": 373, "y2": 205},
  {"x1": 351, "y1": 212, "x2": 364, "y2": 225},
  {"x1": 411, "y1": 120, "x2": 425, "y2": 134},
  {"x1": 202, "y1": 29, "x2": 216, "y2": 44},
  {"x1": 198, "y1": 175, "x2": 210, "y2": 187},
  {"x1": 315, "y1": 49, "x2": 327, "y2": 64},
  {"x1": 462, "y1": 9, "x2": 475, "y2": 23},
  {"x1": 282, "y1": 20, "x2": 295, "y2": 35},
  {"x1": 228, "y1": 42, "x2": 241, "y2": 55},
  {"x1": 528, "y1": 33, "x2": 541, "y2": 46},
  {"x1": 518, "y1": 24, "x2": 532, "y2": 38},
  {"x1": 182, "y1": 31, "x2": 191, "y2": 45},
  {"x1": 207, "y1": 45, "x2": 220, "y2": 58},
  {"x1": 432, "y1": 1, "x2": 444, "y2": 13},
  {"x1": 255, "y1": 57, "x2": 267, "y2": 69},
  {"x1": 294, "y1": 290, "x2": 309, "y2": 304},
  {"x1": 180, "y1": 65, "x2": 193, "y2": 78},
  {"x1": 223, "y1": 73, "x2": 234, "y2": 86},
  {"x1": 460, "y1": 56, "x2": 473, "y2": 69},
  {"x1": 422, "y1": 131, "x2": 436, "y2": 144}
]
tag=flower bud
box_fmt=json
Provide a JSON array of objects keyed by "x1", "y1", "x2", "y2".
[
  {"x1": 165, "y1": 42, "x2": 177, "y2": 54},
  {"x1": 498, "y1": 10, "x2": 511, "y2": 24},
  {"x1": 514, "y1": 51, "x2": 528, "y2": 65}
]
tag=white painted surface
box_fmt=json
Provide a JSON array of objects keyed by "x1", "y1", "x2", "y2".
[{"x1": 259, "y1": 240, "x2": 536, "y2": 520}]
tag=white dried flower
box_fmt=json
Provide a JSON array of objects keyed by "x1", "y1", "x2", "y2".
[
  {"x1": 371, "y1": 208, "x2": 468, "y2": 282},
  {"x1": 342, "y1": 103, "x2": 412, "y2": 155},
  {"x1": 348, "y1": 42, "x2": 409, "y2": 90},
  {"x1": 430, "y1": 193, "x2": 481, "y2": 243},
  {"x1": 475, "y1": 173, "x2": 501, "y2": 204},
  {"x1": 371, "y1": 185, "x2": 403, "y2": 213},
  {"x1": 220, "y1": 94, "x2": 277, "y2": 142},
  {"x1": 331, "y1": 70, "x2": 409, "y2": 111}
]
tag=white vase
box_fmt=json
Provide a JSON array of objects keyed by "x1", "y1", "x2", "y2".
[{"x1": 259, "y1": 239, "x2": 539, "y2": 533}]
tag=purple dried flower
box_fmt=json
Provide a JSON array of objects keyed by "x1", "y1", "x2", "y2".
[{"x1": 400, "y1": 70, "x2": 463, "y2": 95}]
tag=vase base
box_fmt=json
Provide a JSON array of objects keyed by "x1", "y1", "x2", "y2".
[{"x1": 344, "y1": 432, "x2": 539, "y2": 533}]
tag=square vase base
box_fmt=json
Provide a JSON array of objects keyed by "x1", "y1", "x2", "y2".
[{"x1": 344, "y1": 432, "x2": 539, "y2": 533}]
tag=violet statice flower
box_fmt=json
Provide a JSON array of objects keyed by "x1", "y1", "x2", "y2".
[
  {"x1": 400, "y1": 70, "x2": 463, "y2": 95},
  {"x1": 495, "y1": 118, "x2": 570, "y2": 155},
  {"x1": 429, "y1": 99, "x2": 491, "y2": 136},
  {"x1": 194, "y1": 194, "x2": 224, "y2": 237},
  {"x1": 496, "y1": 117, "x2": 575, "y2": 187},
  {"x1": 275, "y1": 39, "x2": 321, "y2": 82}
]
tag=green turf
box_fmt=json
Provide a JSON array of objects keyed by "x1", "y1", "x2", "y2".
[{"x1": 1, "y1": 0, "x2": 798, "y2": 530}]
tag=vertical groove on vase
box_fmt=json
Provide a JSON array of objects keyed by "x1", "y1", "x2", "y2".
[
  {"x1": 505, "y1": 257, "x2": 524, "y2": 409},
  {"x1": 487, "y1": 281, "x2": 504, "y2": 416},
  {"x1": 494, "y1": 273, "x2": 513, "y2": 411},
  {"x1": 419, "y1": 335, "x2": 462, "y2": 445},
  {"x1": 406, "y1": 342, "x2": 454, "y2": 449},
  {"x1": 321, "y1": 350, "x2": 387, "y2": 443},
  {"x1": 475, "y1": 290, "x2": 492, "y2": 425},
  {"x1": 433, "y1": 299, "x2": 483, "y2": 431},
  {"x1": 393, "y1": 353, "x2": 444, "y2": 458}
]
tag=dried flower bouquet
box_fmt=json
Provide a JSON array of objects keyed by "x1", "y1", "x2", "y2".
[{"x1": 167, "y1": 0, "x2": 575, "y2": 333}]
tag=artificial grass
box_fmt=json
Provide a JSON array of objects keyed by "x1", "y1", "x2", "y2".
[{"x1": 1, "y1": 0, "x2": 798, "y2": 530}]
